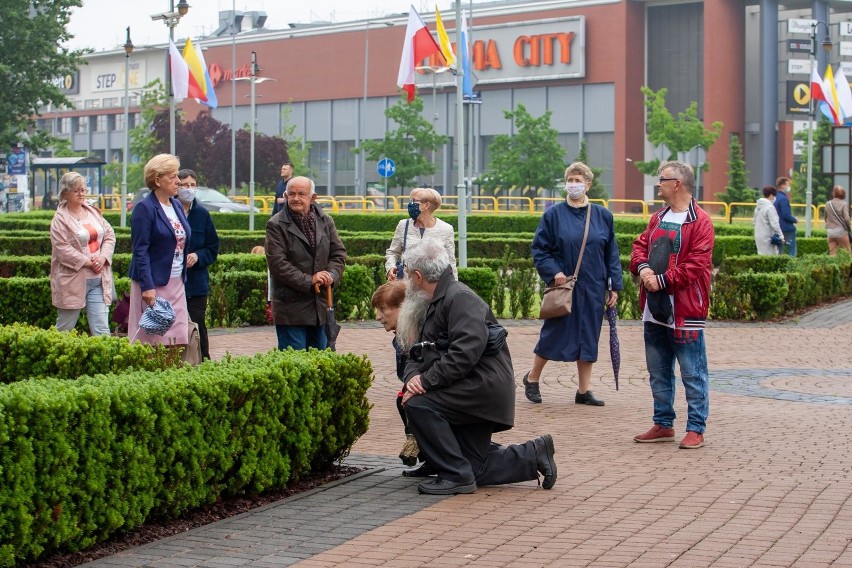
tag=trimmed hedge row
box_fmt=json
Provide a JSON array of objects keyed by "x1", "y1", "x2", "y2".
[
  {"x1": 0, "y1": 233, "x2": 832, "y2": 265},
  {"x1": 0, "y1": 347, "x2": 372, "y2": 565},
  {"x1": 0, "y1": 324, "x2": 178, "y2": 383}
]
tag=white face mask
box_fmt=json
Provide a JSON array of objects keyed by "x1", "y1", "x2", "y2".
[
  {"x1": 565, "y1": 182, "x2": 586, "y2": 200},
  {"x1": 177, "y1": 188, "x2": 196, "y2": 203}
]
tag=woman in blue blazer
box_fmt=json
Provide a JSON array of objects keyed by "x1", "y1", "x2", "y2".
[{"x1": 128, "y1": 153, "x2": 192, "y2": 347}]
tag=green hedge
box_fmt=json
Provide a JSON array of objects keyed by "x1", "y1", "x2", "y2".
[
  {"x1": 0, "y1": 348, "x2": 372, "y2": 565},
  {"x1": 0, "y1": 324, "x2": 177, "y2": 383}
]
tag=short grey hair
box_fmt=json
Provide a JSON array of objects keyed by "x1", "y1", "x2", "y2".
[
  {"x1": 287, "y1": 176, "x2": 315, "y2": 195},
  {"x1": 657, "y1": 161, "x2": 695, "y2": 192},
  {"x1": 58, "y1": 172, "x2": 85, "y2": 200},
  {"x1": 405, "y1": 239, "x2": 450, "y2": 282}
]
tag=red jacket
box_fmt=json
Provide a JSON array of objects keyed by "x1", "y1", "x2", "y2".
[{"x1": 630, "y1": 200, "x2": 715, "y2": 329}]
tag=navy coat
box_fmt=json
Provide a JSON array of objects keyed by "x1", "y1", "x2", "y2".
[
  {"x1": 773, "y1": 191, "x2": 798, "y2": 233},
  {"x1": 184, "y1": 200, "x2": 220, "y2": 298},
  {"x1": 531, "y1": 202, "x2": 622, "y2": 362},
  {"x1": 129, "y1": 191, "x2": 191, "y2": 292}
]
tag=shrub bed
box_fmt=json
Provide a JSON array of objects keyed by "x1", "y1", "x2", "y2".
[{"x1": 0, "y1": 347, "x2": 372, "y2": 565}]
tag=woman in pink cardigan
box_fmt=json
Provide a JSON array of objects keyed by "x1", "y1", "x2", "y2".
[{"x1": 49, "y1": 172, "x2": 116, "y2": 335}]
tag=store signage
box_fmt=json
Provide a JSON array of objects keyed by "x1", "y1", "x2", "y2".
[
  {"x1": 788, "y1": 59, "x2": 811, "y2": 75},
  {"x1": 206, "y1": 63, "x2": 253, "y2": 88},
  {"x1": 786, "y1": 80, "x2": 810, "y2": 115},
  {"x1": 51, "y1": 72, "x2": 79, "y2": 95},
  {"x1": 841, "y1": 41, "x2": 852, "y2": 57},
  {"x1": 90, "y1": 61, "x2": 146, "y2": 92},
  {"x1": 416, "y1": 16, "x2": 585, "y2": 87},
  {"x1": 841, "y1": 22, "x2": 852, "y2": 37},
  {"x1": 787, "y1": 39, "x2": 811, "y2": 53},
  {"x1": 788, "y1": 19, "x2": 816, "y2": 35}
]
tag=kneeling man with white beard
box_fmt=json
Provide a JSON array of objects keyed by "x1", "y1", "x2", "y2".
[{"x1": 397, "y1": 239, "x2": 558, "y2": 495}]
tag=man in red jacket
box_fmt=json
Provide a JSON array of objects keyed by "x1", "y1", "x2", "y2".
[{"x1": 630, "y1": 161, "x2": 715, "y2": 449}]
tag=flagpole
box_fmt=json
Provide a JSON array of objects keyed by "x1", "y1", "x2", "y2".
[
  {"x1": 806, "y1": 20, "x2": 833, "y2": 238},
  {"x1": 455, "y1": 0, "x2": 467, "y2": 268}
]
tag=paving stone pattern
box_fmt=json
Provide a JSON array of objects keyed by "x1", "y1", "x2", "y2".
[{"x1": 84, "y1": 300, "x2": 852, "y2": 567}]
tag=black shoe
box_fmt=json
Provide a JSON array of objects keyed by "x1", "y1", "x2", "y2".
[
  {"x1": 533, "y1": 434, "x2": 557, "y2": 490},
  {"x1": 417, "y1": 477, "x2": 477, "y2": 495},
  {"x1": 523, "y1": 372, "x2": 542, "y2": 403},
  {"x1": 575, "y1": 390, "x2": 604, "y2": 406},
  {"x1": 402, "y1": 462, "x2": 436, "y2": 478}
]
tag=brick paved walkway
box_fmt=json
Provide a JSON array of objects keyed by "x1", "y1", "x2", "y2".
[{"x1": 84, "y1": 301, "x2": 852, "y2": 568}]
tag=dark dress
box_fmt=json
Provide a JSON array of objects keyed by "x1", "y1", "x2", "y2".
[{"x1": 531, "y1": 202, "x2": 622, "y2": 362}]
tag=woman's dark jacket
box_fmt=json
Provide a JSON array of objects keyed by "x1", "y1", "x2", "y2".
[
  {"x1": 129, "y1": 191, "x2": 191, "y2": 292},
  {"x1": 184, "y1": 200, "x2": 220, "y2": 298}
]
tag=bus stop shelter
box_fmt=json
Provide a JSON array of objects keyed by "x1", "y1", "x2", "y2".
[{"x1": 31, "y1": 156, "x2": 106, "y2": 209}]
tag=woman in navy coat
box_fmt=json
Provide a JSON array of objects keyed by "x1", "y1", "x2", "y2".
[
  {"x1": 128, "y1": 154, "x2": 191, "y2": 347},
  {"x1": 523, "y1": 162, "x2": 622, "y2": 406}
]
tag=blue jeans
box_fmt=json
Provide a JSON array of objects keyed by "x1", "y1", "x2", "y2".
[
  {"x1": 56, "y1": 278, "x2": 110, "y2": 336},
  {"x1": 782, "y1": 230, "x2": 797, "y2": 257},
  {"x1": 276, "y1": 325, "x2": 327, "y2": 351},
  {"x1": 643, "y1": 322, "x2": 709, "y2": 433}
]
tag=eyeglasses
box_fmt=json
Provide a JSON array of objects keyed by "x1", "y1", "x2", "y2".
[
  {"x1": 69, "y1": 188, "x2": 88, "y2": 195},
  {"x1": 658, "y1": 177, "x2": 680, "y2": 184},
  {"x1": 178, "y1": 182, "x2": 197, "y2": 188}
]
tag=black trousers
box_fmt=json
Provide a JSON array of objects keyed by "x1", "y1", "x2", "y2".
[
  {"x1": 405, "y1": 395, "x2": 538, "y2": 486},
  {"x1": 186, "y1": 295, "x2": 210, "y2": 360}
]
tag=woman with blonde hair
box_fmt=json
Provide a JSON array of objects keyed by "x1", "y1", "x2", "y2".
[
  {"x1": 128, "y1": 153, "x2": 191, "y2": 347},
  {"x1": 385, "y1": 187, "x2": 457, "y2": 280},
  {"x1": 49, "y1": 172, "x2": 116, "y2": 335},
  {"x1": 825, "y1": 185, "x2": 851, "y2": 255}
]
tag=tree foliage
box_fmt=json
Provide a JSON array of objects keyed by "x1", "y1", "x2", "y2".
[
  {"x1": 716, "y1": 133, "x2": 757, "y2": 219},
  {"x1": 281, "y1": 102, "x2": 311, "y2": 177},
  {"x1": 634, "y1": 86, "x2": 724, "y2": 176},
  {"x1": 0, "y1": 0, "x2": 88, "y2": 151},
  {"x1": 792, "y1": 118, "x2": 833, "y2": 206},
  {"x1": 572, "y1": 139, "x2": 608, "y2": 199},
  {"x1": 359, "y1": 94, "x2": 448, "y2": 193},
  {"x1": 477, "y1": 104, "x2": 565, "y2": 197}
]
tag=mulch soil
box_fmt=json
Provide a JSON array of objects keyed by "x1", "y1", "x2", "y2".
[{"x1": 22, "y1": 465, "x2": 362, "y2": 568}]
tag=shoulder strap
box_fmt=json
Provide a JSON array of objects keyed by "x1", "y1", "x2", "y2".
[
  {"x1": 828, "y1": 201, "x2": 851, "y2": 232},
  {"x1": 402, "y1": 219, "x2": 410, "y2": 253},
  {"x1": 573, "y1": 206, "x2": 593, "y2": 279}
]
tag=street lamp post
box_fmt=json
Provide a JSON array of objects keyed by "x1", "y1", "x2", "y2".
[
  {"x1": 231, "y1": 0, "x2": 238, "y2": 195},
  {"x1": 151, "y1": 0, "x2": 190, "y2": 156},
  {"x1": 235, "y1": 52, "x2": 273, "y2": 231},
  {"x1": 805, "y1": 20, "x2": 833, "y2": 237},
  {"x1": 120, "y1": 27, "x2": 134, "y2": 228}
]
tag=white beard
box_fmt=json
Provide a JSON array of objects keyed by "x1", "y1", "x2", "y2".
[{"x1": 395, "y1": 282, "x2": 432, "y2": 354}]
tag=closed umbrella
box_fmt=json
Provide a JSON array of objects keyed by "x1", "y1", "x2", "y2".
[
  {"x1": 132, "y1": 296, "x2": 176, "y2": 341},
  {"x1": 606, "y1": 282, "x2": 620, "y2": 390},
  {"x1": 315, "y1": 284, "x2": 341, "y2": 351}
]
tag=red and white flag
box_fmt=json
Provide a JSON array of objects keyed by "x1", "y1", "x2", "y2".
[
  {"x1": 169, "y1": 39, "x2": 189, "y2": 101},
  {"x1": 397, "y1": 5, "x2": 443, "y2": 102}
]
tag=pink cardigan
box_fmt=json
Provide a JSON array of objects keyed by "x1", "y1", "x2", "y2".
[{"x1": 50, "y1": 202, "x2": 116, "y2": 309}]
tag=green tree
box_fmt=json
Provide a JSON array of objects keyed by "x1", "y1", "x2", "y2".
[
  {"x1": 571, "y1": 139, "x2": 608, "y2": 200},
  {"x1": 792, "y1": 118, "x2": 833, "y2": 206},
  {"x1": 0, "y1": 0, "x2": 88, "y2": 151},
  {"x1": 716, "y1": 133, "x2": 757, "y2": 221},
  {"x1": 50, "y1": 137, "x2": 85, "y2": 158},
  {"x1": 281, "y1": 102, "x2": 310, "y2": 177},
  {"x1": 477, "y1": 104, "x2": 565, "y2": 197},
  {"x1": 634, "y1": 86, "x2": 723, "y2": 177},
  {"x1": 359, "y1": 94, "x2": 448, "y2": 193}
]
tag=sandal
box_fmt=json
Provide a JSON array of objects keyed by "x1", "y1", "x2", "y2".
[{"x1": 522, "y1": 371, "x2": 542, "y2": 403}]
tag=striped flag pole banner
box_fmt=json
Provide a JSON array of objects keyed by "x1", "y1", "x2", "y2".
[{"x1": 397, "y1": 5, "x2": 443, "y2": 102}]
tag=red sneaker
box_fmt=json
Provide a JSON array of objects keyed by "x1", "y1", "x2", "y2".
[
  {"x1": 633, "y1": 424, "x2": 676, "y2": 443},
  {"x1": 679, "y1": 431, "x2": 705, "y2": 449}
]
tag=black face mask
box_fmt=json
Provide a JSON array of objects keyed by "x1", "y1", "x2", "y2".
[{"x1": 408, "y1": 201, "x2": 421, "y2": 220}]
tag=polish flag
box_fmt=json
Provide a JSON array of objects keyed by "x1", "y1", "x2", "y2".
[
  {"x1": 397, "y1": 5, "x2": 443, "y2": 102},
  {"x1": 169, "y1": 39, "x2": 189, "y2": 101}
]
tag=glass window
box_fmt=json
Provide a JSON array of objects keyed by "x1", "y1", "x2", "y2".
[
  {"x1": 308, "y1": 141, "x2": 329, "y2": 174},
  {"x1": 113, "y1": 114, "x2": 125, "y2": 131},
  {"x1": 76, "y1": 117, "x2": 88, "y2": 133},
  {"x1": 334, "y1": 140, "x2": 355, "y2": 172},
  {"x1": 94, "y1": 115, "x2": 107, "y2": 132},
  {"x1": 103, "y1": 97, "x2": 118, "y2": 108}
]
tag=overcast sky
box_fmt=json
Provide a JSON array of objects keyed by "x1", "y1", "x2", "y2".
[{"x1": 66, "y1": 0, "x2": 443, "y2": 52}]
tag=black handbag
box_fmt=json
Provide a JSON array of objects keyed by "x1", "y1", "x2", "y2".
[{"x1": 770, "y1": 233, "x2": 784, "y2": 247}]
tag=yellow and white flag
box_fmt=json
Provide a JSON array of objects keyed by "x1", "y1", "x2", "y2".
[{"x1": 434, "y1": 6, "x2": 456, "y2": 68}]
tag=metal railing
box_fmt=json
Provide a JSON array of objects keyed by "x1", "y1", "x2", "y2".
[{"x1": 89, "y1": 192, "x2": 827, "y2": 226}]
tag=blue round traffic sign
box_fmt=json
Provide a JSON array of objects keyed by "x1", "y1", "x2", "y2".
[{"x1": 377, "y1": 158, "x2": 396, "y2": 178}]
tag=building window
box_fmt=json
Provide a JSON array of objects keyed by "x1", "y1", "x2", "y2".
[
  {"x1": 76, "y1": 117, "x2": 89, "y2": 133},
  {"x1": 103, "y1": 97, "x2": 118, "y2": 108},
  {"x1": 334, "y1": 140, "x2": 355, "y2": 172},
  {"x1": 94, "y1": 115, "x2": 107, "y2": 132},
  {"x1": 114, "y1": 114, "x2": 125, "y2": 131},
  {"x1": 308, "y1": 141, "x2": 329, "y2": 174}
]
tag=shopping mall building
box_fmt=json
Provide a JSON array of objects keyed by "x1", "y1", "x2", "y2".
[{"x1": 35, "y1": 0, "x2": 852, "y2": 205}]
